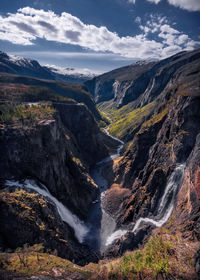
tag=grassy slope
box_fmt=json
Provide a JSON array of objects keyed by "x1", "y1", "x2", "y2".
[
  {"x1": 98, "y1": 101, "x2": 155, "y2": 140},
  {"x1": 1, "y1": 226, "x2": 198, "y2": 280},
  {"x1": 0, "y1": 251, "x2": 92, "y2": 279},
  {"x1": 0, "y1": 103, "x2": 55, "y2": 124}
]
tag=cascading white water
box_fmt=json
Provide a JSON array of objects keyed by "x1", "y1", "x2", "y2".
[
  {"x1": 100, "y1": 209, "x2": 116, "y2": 252},
  {"x1": 5, "y1": 179, "x2": 88, "y2": 243},
  {"x1": 106, "y1": 164, "x2": 185, "y2": 246},
  {"x1": 84, "y1": 127, "x2": 124, "y2": 251}
]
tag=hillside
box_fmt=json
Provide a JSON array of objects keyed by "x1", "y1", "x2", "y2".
[
  {"x1": 86, "y1": 49, "x2": 200, "y2": 110},
  {"x1": 0, "y1": 72, "x2": 103, "y2": 121}
]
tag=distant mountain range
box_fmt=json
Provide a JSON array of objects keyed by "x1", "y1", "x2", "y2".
[
  {"x1": 0, "y1": 51, "x2": 96, "y2": 83},
  {"x1": 43, "y1": 64, "x2": 96, "y2": 83}
]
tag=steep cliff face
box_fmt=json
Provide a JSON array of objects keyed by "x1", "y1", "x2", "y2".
[
  {"x1": 54, "y1": 102, "x2": 114, "y2": 167},
  {"x1": 113, "y1": 95, "x2": 200, "y2": 226},
  {"x1": 0, "y1": 96, "x2": 118, "y2": 219},
  {"x1": 100, "y1": 50, "x2": 200, "y2": 268},
  {"x1": 85, "y1": 61, "x2": 155, "y2": 105},
  {"x1": 0, "y1": 111, "x2": 98, "y2": 218},
  {"x1": 0, "y1": 74, "x2": 122, "y2": 265},
  {"x1": 85, "y1": 49, "x2": 200, "y2": 110},
  {"x1": 171, "y1": 134, "x2": 200, "y2": 240}
]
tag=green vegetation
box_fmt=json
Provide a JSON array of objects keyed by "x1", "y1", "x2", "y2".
[
  {"x1": 0, "y1": 244, "x2": 91, "y2": 278},
  {"x1": 72, "y1": 156, "x2": 84, "y2": 168},
  {"x1": 97, "y1": 110, "x2": 111, "y2": 127},
  {"x1": 99, "y1": 235, "x2": 171, "y2": 280},
  {"x1": 0, "y1": 73, "x2": 102, "y2": 121},
  {"x1": 141, "y1": 108, "x2": 168, "y2": 130},
  {"x1": 98, "y1": 102, "x2": 132, "y2": 122},
  {"x1": 0, "y1": 85, "x2": 76, "y2": 104},
  {"x1": 0, "y1": 189, "x2": 47, "y2": 223},
  {"x1": 0, "y1": 103, "x2": 55, "y2": 124},
  {"x1": 0, "y1": 228, "x2": 198, "y2": 279},
  {"x1": 106, "y1": 102, "x2": 154, "y2": 138}
]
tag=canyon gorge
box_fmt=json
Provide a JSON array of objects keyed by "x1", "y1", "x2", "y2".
[{"x1": 0, "y1": 48, "x2": 199, "y2": 279}]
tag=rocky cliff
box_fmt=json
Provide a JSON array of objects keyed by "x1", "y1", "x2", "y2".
[
  {"x1": 0, "y1": 82, "x2": 118, "y2": 264},
  {"x1": 0, "y1": 48, "x2": 200, "y2": 278},
  {"x1": 0, "y1": 100, "x2": 117, "y2": 217},
  {"x1": 98, "y1": 50, "x2": 200, "y2": 274},
  {"x1": 85, "y1": 49, "x2": 200, "y2": 110}
]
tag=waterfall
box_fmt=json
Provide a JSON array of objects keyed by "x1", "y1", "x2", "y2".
[
  {"x1": 5, "y1": 179, "x2": 88, "y2": 243},
  {"x1": 100, "y1": 209, "x2": 116, "y2": 252},
  {"x1": 106, "y1": 164, "x2": 185, "y2": 246}
]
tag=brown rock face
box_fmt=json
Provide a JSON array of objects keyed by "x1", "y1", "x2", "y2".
[
  {"x1": 171, "y1": 134, "x2": 200, "y2": 241},
  {"x1": 85, "y1": 49, "x2": 200, "y2": 109},
  {"x1": 102, "y1": 51, "x2": 200, "y2": 266}
]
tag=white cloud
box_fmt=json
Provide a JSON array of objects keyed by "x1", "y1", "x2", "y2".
[
  {"x1": 135, "y1": 16, "x2": 141, "y2": 24},
  {"x1": 147, "y1": 0, "x2": 200, "y2": 12},
  {"x1": 137, "y1": 15, "x2": 199, "y2": 54},
  {"x1": 161, "y1": 45, "x2": 182, "y2": 57},
  {"x1": 168, "y1": 0, "x2": 200, "y2": 12},
  {"x1": 129, "y1": 0, "x2": 200, "y2": 11},
  {"x1": 0, "y1": 7, "x2": 199, "y2": 60},
  {"x1": 160, "y1": 24, "x2": 180, "y2": 34},
  {"x1": 146, "y1": 0, "x2": 161, "y2": 4}
]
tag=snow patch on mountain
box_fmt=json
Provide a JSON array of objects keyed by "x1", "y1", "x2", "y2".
[{"x1": 45, "y1": 64, "x2": 97, "y2": 79}]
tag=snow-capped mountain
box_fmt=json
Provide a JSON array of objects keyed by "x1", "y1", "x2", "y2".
[
  {"x1": 0, "y1": 51, "x2": 96, "y2": 83},
  {"x1": 44, "y1": 64, "x2": 96, "y2": 83},
  {"x1": 0, "y1": 51, "x2": 55, "y2": 80}
]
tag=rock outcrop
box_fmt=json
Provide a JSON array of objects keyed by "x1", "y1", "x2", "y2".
[{"x1": 0, "y1": 187, "x2": 97, "y2": 265}]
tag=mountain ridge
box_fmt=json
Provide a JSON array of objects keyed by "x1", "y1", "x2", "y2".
[
  {"x1": 85, "y1": 48, "x2": 200, "y2": 109},
  {"x1": 0, "y1": 51, "x2": 96, "y2": 83}
]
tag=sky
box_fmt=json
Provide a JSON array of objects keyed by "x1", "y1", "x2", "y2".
[{"x1": 0, "y1": 0, "x2": 200, "y2": 73}]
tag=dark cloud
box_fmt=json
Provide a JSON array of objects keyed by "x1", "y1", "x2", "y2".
[
  {"x1": 9, "y1": 21, "x2": 38, "y2": 35},
  {"x1": 37, "y1": 21, "x2": 57, "y2": 33},
  {"x1": 65, "y1": 30, "x2": 81, "y2": 42}
]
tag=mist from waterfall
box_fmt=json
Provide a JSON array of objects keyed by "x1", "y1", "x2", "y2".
[
  {"x1": 106, "y1": 164, "x2": 185, "y2": 246},
  {"x1": 6, "y1": 179, "x2": 88, "y2": 243}
]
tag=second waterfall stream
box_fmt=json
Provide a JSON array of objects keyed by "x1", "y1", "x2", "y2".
[{"x1": 106, "y1": 164, "x2": 186, "y2": 246}]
